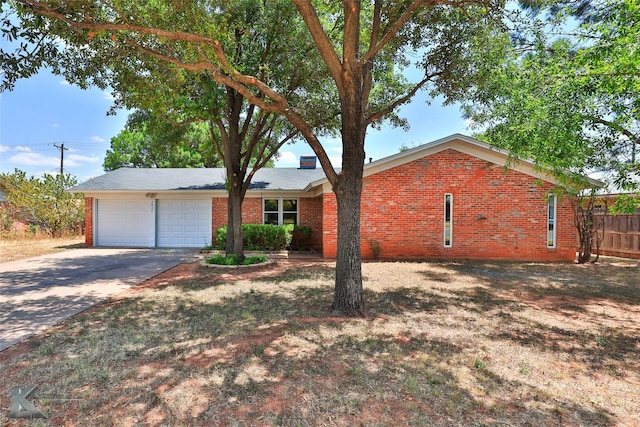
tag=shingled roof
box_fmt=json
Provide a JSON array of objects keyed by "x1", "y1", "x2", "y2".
[{"x1": 70, "y1": 167, "x2": 330, "y2": 192}]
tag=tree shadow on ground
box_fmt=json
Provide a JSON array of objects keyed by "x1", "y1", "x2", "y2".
[
  {"x1": 442, "y1": 260, "x2": 640, "y2": 305},
  {"x1": 414, "y1": 261, "x2": 639, "y2": 375},
  {"x1": 0, "y1": 272, "x2": 623, "y2": 427}
]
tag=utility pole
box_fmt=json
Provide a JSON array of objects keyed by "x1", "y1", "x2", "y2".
[{"x1": 53, "y1": 143, "x2": 68, "y2": 175}]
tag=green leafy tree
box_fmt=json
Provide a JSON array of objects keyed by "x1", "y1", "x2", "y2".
[
  {"x1": 463, "y1": 0, "x2": 639, "y2": 185},
  {"x1": 3, "y1": 0, "x2": 512, "y2": 316},
  {"x1": 0, "y1": 169, "x2": 85, "y2": 237},
  {"x1": 93, "y1": 2, "x2": 335, "y2": 261},
  {"x1": 461, "y1": 0, "x2": 640, "y2": 262},
  {"x1": 2, "y1": 1, "x2": 335, "y2": 261},
  {"x1": 103, "y1": 110, "x2": 221, "y2": 170},
  {"x1": 276, "y1": 1, "x2": 507, "y2": 315}
]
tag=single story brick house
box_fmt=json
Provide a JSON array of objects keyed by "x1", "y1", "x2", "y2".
[{"x1": 71, "y1": 134, "x2": 578, "y2": 261}]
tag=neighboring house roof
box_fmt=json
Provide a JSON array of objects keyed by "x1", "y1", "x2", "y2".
[
  {"x1": 70, "y1": 134, "x2": 601, "y2": 194},
  {"x1": 590, "y1": 170, "x2": 639, "y2": 194}
]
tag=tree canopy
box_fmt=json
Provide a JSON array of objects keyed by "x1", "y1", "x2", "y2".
[
  {"x1": 3, "y1": 0, "x2": 336, "y2": 259},
  {"x1": 103, "y1": 110, "x2": 222, "y2": 170},
  {"x1": 462, "y1": 0, "x2": 640, "y2": 193}
]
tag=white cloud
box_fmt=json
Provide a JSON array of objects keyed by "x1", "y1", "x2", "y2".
[
  {"x1": 14, "y1": 146, "x2": 33, "y2": 152},
  {"x1": 59, "y1": 79, "x2": 71, "y2": 86},
  {"x1": 329, "y1": 156, "x2": 342, "y2": 168},
  {"x1": 103, "y1": 90, "x2": 116, "y2": 101},
  {"x1": 0, "y1": 145, "x2": 10, "y2": 154},
  {"x1": 67, "y1": 153, "x2": 100, "y2": 165},
  {"x1": 9, "y1": 152, "x2": 59, "y2": 167},
  {"x1": 51, "y1": 123, "x2": 60, "y2": 128},
  {"x1": 91, "y1": 136, "x2": 105, "y2": 143},
  {"x1": 274, "y1": 151, "x2": 298, "y2": 167},
  {"x1": 7, "y1": 150, "x2": 99, "y2": 168}
]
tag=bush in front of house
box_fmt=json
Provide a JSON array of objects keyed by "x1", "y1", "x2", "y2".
[
  {"x1": 205, "y1": 253, "x2": 268, "y2": 266},
  {"x1": 214, "y1": 224, "x2": 296, "y2": 251},
  {"x1": 290, "y1": 225, "x2": 313, "y2": 250}
]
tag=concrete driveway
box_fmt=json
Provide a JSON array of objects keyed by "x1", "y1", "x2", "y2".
[{"x1": 0, "y1": 248, "x2": 197, "y2": 351}]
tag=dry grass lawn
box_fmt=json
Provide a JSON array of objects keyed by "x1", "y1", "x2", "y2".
[
  {"x1": 0, "y1": 255, "x2": 638, "y2": 426},
  {"x1": 0, "y1": 237, "x2": 85, "y2": 263}
]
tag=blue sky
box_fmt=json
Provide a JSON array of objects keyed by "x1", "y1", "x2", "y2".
[{"x1": 0, "y1": 69, "x2": 469, "y2": 183}]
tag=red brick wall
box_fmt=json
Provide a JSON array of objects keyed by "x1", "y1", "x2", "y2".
[
  {"x1": 243, "y1": 198, "x2": 263, "y2": 223},
  {"x1": 321, "y1": 149, "x2": 576, "y2": 261},
  {"x1": 299, "y1": 196, "x2": 324, "y2": 251},
  {"x1": 212, "y1": 197, "x2": 264, "y2": 235},
  {"x1": 0, "y1": 201, "x2": 29, "y2": 233},
  {"x1": 212, "y1": 197, "x2": 263, "y2": 243},
  {"x1": 322, "y1": 193, "x2": 338, "y2": 258},
  {"x1": 84, "y1": 197, "x2": 93, "y2": 247}
]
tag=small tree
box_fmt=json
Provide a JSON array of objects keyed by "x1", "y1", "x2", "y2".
[
  {"x1": 0, "y1": 205, "x2": 15, "y2": 232},
  {"x1": 0, "y1": 169, "x2": 85, "y2": 237},
  {"x1": 572, "y1": 188, "x2": 597, "y2": 264},
  {"x1": 461, "y1": 0, "x2": 640, "y2": 263}
]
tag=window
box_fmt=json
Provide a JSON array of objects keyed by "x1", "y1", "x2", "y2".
[
  {"x1": 547, "y1": 194, "x2": 556, "y2": 248},
  {"x1": 444, "y1": 193, "x2": 452, "y2": 247},
  {"x1": 263, "y1": 198, "x2": 298, "y2": 225}
]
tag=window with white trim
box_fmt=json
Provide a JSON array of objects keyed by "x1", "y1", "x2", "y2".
[
  {"x1": 444, "y1": 193, "x2": 453, "y2": 247},
  {"x1": 547, "y1": 194, "x2": 557, "y2": 248},
  {"x1": 263, "y1": 198, "x2": 298, "y2": 225}
]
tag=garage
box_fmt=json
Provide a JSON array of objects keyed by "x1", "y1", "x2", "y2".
[
  {"x1": 95, "y1": 199, "x2": 154, "y2": 247},
  {"x1": 157, "y1": 199, "x2": 212, "y2": 248},
  {"x1": 94, "y1": 198, "x2": 212, "y2": 248}
]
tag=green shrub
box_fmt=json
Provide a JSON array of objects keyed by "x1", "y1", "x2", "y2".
[
  {"x1": 290, "y1": 225, "x2": 313, "y2": 250},
  {"x1": 214, "y1": 225, "x2": 228, "y2": 249},
  {"x1": 205, "y1": 254, "x2": 268, "y2": 266},
  {"x1": 213, "y1": 224, "x2": 295, "y2": 251}
]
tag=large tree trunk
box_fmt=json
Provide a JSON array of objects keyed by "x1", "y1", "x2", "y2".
[
  {"x1": 331, "y1": 83, "x2": 366, "y2": 316},
  {"x1": 225, "y1": 176, "x2": 245, "y2": 260},
  {"x1": 222, "y1": 87, "x2": 247, "y2": 261},
  {"x1": 574, "y1": 191, "x2": 597, "y2": 264},
  {"x1": 332, "y1": 177, "x2": 365, "y2": 316}
]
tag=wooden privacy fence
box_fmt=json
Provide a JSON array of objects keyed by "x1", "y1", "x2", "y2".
[{"x1": 593, "y1": 213, "x2": 640, "y2": 259}]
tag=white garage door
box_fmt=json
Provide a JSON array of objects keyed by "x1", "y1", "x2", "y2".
[
  {"x1": 96, "y1": 200, "x2": 154, "y2": 247},
  {"x1": 157, "y1": 199, "x2": 212, "y2": 248}
]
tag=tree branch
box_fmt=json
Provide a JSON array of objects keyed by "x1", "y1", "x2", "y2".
[
  {"x1": 586, "y1": 115, "x2": 639, "y2": 147},
  {"x1": 362, "y1": 0, "x2": 491, "y2": 63},
  {"x1": 361, "y1": 0, "x2": 381, "y2": 112},
  {"x1": 17, "y1": 0, "x2": 339, "y2": 186},
  {"x1": 18, "y1": 0, "x2": 215, "y2": 46},
  {"x1": 366, "y1": 75, "x2": 433, "y2": 125},
  {"x1": 292, "y1": 0, "x2": 344, "y2": 94}
]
